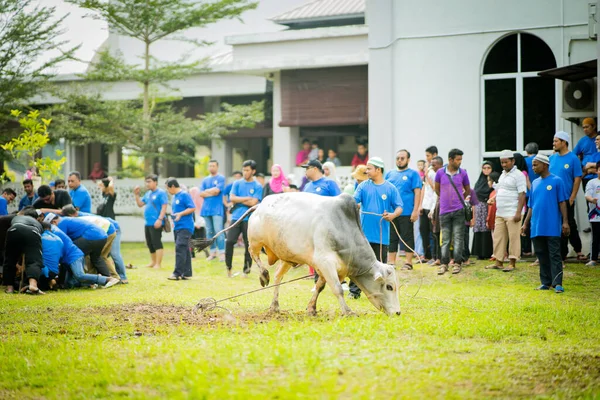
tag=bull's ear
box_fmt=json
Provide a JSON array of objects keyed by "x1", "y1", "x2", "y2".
[{"x1": 373, "y1": 270, "x2": 385, "y2": 283}]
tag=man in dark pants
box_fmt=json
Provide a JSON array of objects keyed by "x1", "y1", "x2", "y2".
[
  {"x1": 165, "y1": 178, "x2": 196, "y2": 280},
  {"x1": 420, "y1": 156, "x2": 443, "y2": 264},
  {"x1": 522, "y1": 154, "x2": 569, "y2": 293},
  {"x1": 549, "y1": 131, "x2": 586, "y2": 262},
  {"x1": 226, "y1": 160, "x2": 263, "y2": 277},
  {"x1": 3, "y1": 209, "x2": 44, "y2": 294}
]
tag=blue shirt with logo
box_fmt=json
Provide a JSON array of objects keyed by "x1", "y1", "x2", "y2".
[
  {"x1": 528, "y1": 174, "x2": 568, "y2": 238},
  {"x1": 525, "y1": 155, "x2": 540, "y2": 182},
  {"x1": 142, "y1": 188, "x2": 168, "y2": 226},
  {"x1": 385, "y1": 169, "x2": 422, "y2": 217},
  {"x1": 353, "y1": 180, "x2": 403, "y2": 245},
  {"x1": 42, "y1": 230, "x2": 63, "y2": 276},
  {"x1": 549, "y1": 152, "x2": 582, "y2": 197},
  {"x1": 69, "y1": 185, "x2": 92, "y2": 213},
  {"x1": 231, "y1": 179, "x2": 263, "y2": 221},
  {"x1": 57, "y1": 217, "x2": 108, "y2": 241},
  {"x1": 51, "y1": 225, "x2": 84, "y2": 265},
  {"x1": 574, "y1": 135, "x2": 599, "y2": 179},
  {"x1": 78, "y1": 211, "x2": 116, "y2": 235},
  {"x1": 18, "y1": 193, "x2": 38, "y2": 211},
  {"x1": 200, "y1": 174, "x2": 225, "y2": 217},
  {"x1": 172, "y1": 190, "x2": 195, "y2": 234},
  {"x1": 303, "y1": 177, "x2": 341, "y2": 197}
]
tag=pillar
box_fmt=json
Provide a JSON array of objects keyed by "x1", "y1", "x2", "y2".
[{"x1": 271, "y1": 71, "x2": 299, "y2": 175}]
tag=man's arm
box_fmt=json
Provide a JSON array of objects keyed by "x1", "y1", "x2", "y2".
[
  {"x1": 514, "y1": 192, "x2": 526, "y2": 222},
  {"x1": 570, "y1": 177, "x2": 581, "y2": 205},
  {"x1": 434, "y1": 182, "x2": 440, "y2": 197},
  {"x1": 521, "y1": 207, "x2": 533, "y2": 235},
  {"x1": 559, "y1": 201, "x2": 570, "y2": 236},
  {"x1": 411, "y1": 187, "x2": 421, "y2": 222}
]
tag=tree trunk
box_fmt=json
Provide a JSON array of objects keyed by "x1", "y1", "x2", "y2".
[{"x1": 142, "y1": 40, "x2": 153, "y2": 174}]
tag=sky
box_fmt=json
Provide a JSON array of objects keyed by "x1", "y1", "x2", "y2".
[{"x1": 40, "y1": 0, "x2": 309, "y2": 75}]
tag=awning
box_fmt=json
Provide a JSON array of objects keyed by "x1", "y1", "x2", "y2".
[{"x1": 538, "y1": 59, "x2": 597, "y2": 82}]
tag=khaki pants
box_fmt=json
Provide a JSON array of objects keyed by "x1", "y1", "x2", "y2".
[
  {"x1": 492, "y1": 215, "x2": 522, "y2": 261},
  {"x1": 85, "y1": 233, "x2": 118, "y2": 279}
]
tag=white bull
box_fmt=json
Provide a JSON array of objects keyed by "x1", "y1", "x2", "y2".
[{"x1": 247, "y1": 192, "x2": 401, "y2": 316}]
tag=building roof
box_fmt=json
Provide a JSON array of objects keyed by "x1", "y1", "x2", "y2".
[
  {"x1": 538, "y1": 59, "x2": 597, "y2": 82},
  {"x1": 271, "y1": 0, "x2": 365, "y2": 24}
]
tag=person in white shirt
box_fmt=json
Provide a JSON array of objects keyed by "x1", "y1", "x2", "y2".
[
  {"x1": 419, "y1": 156, "x2": 442, "y2": 264},
  {"x1": 486, "y1": 150, "x2": 527, "y2": 272}
]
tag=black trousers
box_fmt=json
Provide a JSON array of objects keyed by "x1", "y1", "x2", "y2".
[
  {"x1": 560, "y1": 202, "x2": 582, "y2": 260},
  {"x1": 419, "y1": 211, "x2": 432, "y2": 259},
  {"x1": 533, "y1": 236, "x2": 563, "y2": 287},
  {"x1": 174, "y1": 229, "x2": 192, "y2": 277},
  {"x1": 73, "y1": 237, "x2": 110, "y2": 277},
  {"x1": 225, "y1": 220, "x2": 251, "y2": 273},
  {"x1": 349, "y1": 243, "x2": 388, "y2": 297},
  {"x1": 390, "y1": 216, "x2": 415, "y2": 253},
  {"x1": 2, "y1": 225, "x2": 43, "y2": 285},
  {"x1": 463, "y1": 225, "x2": 471, "y2": 261}
]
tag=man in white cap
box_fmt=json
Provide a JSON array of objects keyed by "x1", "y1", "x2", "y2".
[
  {"x1": 522, "y1": 154, "x2": 569, "y2": 293},
  {"x1": 486, "y1": 150, "x2": 527, "y2": 272},
  {"x1": 549, "y1": 131, "x2": 585, "y2": 262},
  {"x1": 352, "y1": 156, "x2": 403, "y2": 298}
]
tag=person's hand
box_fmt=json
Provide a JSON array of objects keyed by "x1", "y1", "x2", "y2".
[
  {"x1": 428, "y1": 210, "x2": 434, "y2": 219},
  {"x1": 16, "y1": 263, "x2": 24, "y2": 275},
  {"x1": 382, "y1": 211, "x2": 395, "y2": 222},
  {"x1": 562, "y1": 222, "x2": 570, "y2": 236},
  {"x1": 593, "y1": 198, "x2": 599, "y2": 205},
  {"x1": 487, "y1": 198, "x2": 495, "y2": 205},
  {"x1": 418, "y1": 207, "x2": 423, "y2": 215},
  {"x1": 154, "y1": 219, "x2": 162, "y2": 229},
  {"x1": 174, "y1": 213, "x2": 181, "y2": 222},
  {"x1": 569, "y1": 197, "x2": 575, "y2": 206},
  {"x1": 410, "y1": 211, "x2": 419, "y2": 223},
  {"x1": 520, "y1": 223, "x2": 528, "y2": 236},
  {"x1": 513, "y1": 213, "x2": 522, "y2": 223},
  {"x1": 133, "y1": 186, "x2": 140, "y2": 196}
]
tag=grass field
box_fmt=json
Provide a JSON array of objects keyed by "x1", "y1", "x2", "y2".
[{"x1": 1, "y1": 242, "x2": 600, "y2": 399}]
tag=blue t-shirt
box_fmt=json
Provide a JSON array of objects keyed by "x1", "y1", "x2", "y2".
[
  {"x1": 303, "y1": 177, "x2": 341, "y2": 197},
  {"x1": 525, "y1": 155, "x2": 540, "y2": 182},
  {"x1": 200, "y1": 174, "x2": 225, "y2": 217},
  {"x1": 172, "y1": 190, "x2": 195, "y2": 234},
  {"x1": 353, "y1": 180, "x2": 403, "y2": 245},
  {"x1": 57, "y1": 217, "x2": 108, "y2": 241},
  {"x1": 385, "y1": 169, "x2": 422, "y2": 217},
  {"x1": 231, "y1": 179, "x2": 263, "y2": 221},
  {"x1": 223, "y1": 183, "x2": 234, "y2": 200},
  {"x1": 42, "y1": 230, "x2": 63, "y2": 276},
  {"x1": 0, "y1": 197, "x2": 7, "y2": 216},
  {"x1": 549, "y1": 152, "x2": 582, "y2": 197},
  {"x1": 18, "y1": 193, "x2": 38, "y2": 211},
  {"x1": 574, "y1": 135, "x2": 599, "y2": 179},
  {"x1": 528, "y1": 174, "x2": 568, "y2": 238},
  {"x1": 142, "y1": 189, "x2": 168, "y2": 226},
  {"x1": 51, "y1": 225, "x2": 84, "y2": 265},
  {"x1": 78, "y1": 211, "x2": 116, "y2": 235},
  {"x1": 69, "y1": 185, "x2": 92, "y2": 213}
]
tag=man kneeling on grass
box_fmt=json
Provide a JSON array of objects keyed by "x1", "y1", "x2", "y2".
[
  {"x1": 521, "y1": 154, "x2": 569, "y2": 293},
  {"x1": 165, "y1": 178, "x2": 196, "y2": 281}
]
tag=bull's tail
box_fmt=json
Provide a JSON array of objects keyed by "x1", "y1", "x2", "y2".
[{"x1": 190, "y1": 204, "x2": 259, "y2": 251}]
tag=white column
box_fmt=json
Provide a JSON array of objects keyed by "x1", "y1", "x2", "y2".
[
  {"x1": 108, "y1": 148, "x2": 119, "y2": 175},
  {"x1": 272, "y1": 71, "x2": 299, "y2": 175},
  {"x1": 210, "y1": 139, "x2": 231, "y2": 177}
]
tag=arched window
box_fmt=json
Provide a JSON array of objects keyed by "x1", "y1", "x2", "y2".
[{"x1": 482, "y1": 32, "x2": 557, "y2": 156}]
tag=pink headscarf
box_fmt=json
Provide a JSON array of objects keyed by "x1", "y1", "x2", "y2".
[
  {"x1": 188, "y1": 186, "x2": 204, "y2": 211},
  {"x1": 268, "y1": 164, "x2": 289, "y2": 193}
]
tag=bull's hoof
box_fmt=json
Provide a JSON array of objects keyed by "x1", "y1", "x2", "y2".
[
  {"x1": 342, "y1": 310, "x2": 358, "y2": 317},
  {"x1": 307, "y1": 308, "x2": 317, "y2": 317},
  {"x1": 268, "y1": 305, "x2": 280, "y2": 314},
  {"x1": 259, "y1": 270, "x2": 270, "y2": 287}
]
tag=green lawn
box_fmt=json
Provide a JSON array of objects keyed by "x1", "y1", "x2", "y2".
[{"x1": 1, "y1": 243, "x2": 600, "y2": 399}]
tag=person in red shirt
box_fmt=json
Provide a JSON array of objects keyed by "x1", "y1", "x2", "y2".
[{"x1": 351, "y1": 143, "x2": 369, "y2": 170}]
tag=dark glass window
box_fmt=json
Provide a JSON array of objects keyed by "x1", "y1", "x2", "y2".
[
  {"x1": 520, "y1": 33, "x2": 557, "y2": 72},
  {"x1": 524, "y1": 77, "x2": 555, "y2": 150},
  {"x1": 485, "y1": 79, "x2": 516, "y2": 152},
  {"x1": 483, "y1": 35, "x2": 518, "y2": 74}
]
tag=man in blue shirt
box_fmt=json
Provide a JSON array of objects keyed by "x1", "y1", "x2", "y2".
[
  {"x1": 165, "y1": 178, "x2": 196, "y2": 280},
  {"x1": 522, "y1": 154, "x2": 569, "y2": 293},
  {"x1": 134, "y1": 174, "x2": 168, "y2": 269},
  {"x1": 40, "y1": 225, "x2": 63, "y2": 290},
  {"x1": 549, "y1": 131, "x2": 585, "y2": 262},
  {"x1": 385, "y1": 149, "x2": 422, "y2": 270},
  {"x1": 573, "y1": 118, "x2": 598, "y2": 191},
  {"x1": 223, "y1": 171, "x2": 242, "y2": 220},
  {"x1": 226, "y1": 160, "x2": 263, "y2": 277},
  {"x1": 18, "y1": 179, "x2": 38, "y2": 211},
  {"x1": 302, "y1": 160, "x2": 341, "y2": 197},
  {"x1": 0, "y1": 189, "x2": 16, "y2": 215},
  {"x1": 67, "y1": 171, "x2": 92, "y2": 213},
  {"x1": 199, "y1": 160, "x2": 226, "y2": 261}
]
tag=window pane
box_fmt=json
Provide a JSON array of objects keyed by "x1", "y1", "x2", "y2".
[
  {"x1": 524, "y1": 77, "x2": 555, "y2": 150},
  {"x1": 483, "y1": 34, "x2": 518, "y2": 74},
  {"x1": 485, "y1": 79, "x2": 517, "y2": 152},
  {"x1": 520, "y1": 33, "x2": 557, "y2": 72}
]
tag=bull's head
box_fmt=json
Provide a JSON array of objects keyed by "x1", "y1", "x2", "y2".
[{"x1": 353, "y1": 262, "x2": 401, "y2": 316}]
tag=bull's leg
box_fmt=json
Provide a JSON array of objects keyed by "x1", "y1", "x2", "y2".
[
  {"x1": 306, "y1": 275, "x2": 327, "y2": 316},
  {"x1": 269, "y1": 261, "x2": 293, "y2": 313},
  {"x1": 249, "y1": 241, "x2": 270, "y2": 287},
  {"x1": 315, "y1": 263, "x2": 355, "y2": 316}
]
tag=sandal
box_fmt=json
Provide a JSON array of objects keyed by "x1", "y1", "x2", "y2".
[
  {"x1": 167, "y1": 275, "x2": 182, "y2": 281},
  {"x1": 576, "y1": 254, "x2": 588, "y2": 261},
  {"x1": 25, "y1": 288, "x2": 45, "y2": 295},
  {"x1": 485, "y1": 264, "x2": 502, "y2": 270},
  {"x1": 451, "y1": 265, "x2": 462, "y2": 274},
  {"x1": 502, "y1": 266, "x2": 515, "y2": 272},
  {"x1": 401, "y1": 263, "x2": 413, "y2": 271},
  {"x1": 529, "y1": 259, "x2": 539, "y2": 267},
  {"x1": 437, "y1": 265, "x2": 448, "y2": 275},
  {"x1": 535, "y1": 285, "x2": 550, "y2": 290}
]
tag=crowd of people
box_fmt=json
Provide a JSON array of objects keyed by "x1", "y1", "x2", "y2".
[{"x1": 1, "y1": 117, "x2": 596, "y2": 296}]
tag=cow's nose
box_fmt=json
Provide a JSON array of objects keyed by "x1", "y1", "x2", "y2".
[{"x1": 395, "y1": 311, "x2": 401, "y2": 316}]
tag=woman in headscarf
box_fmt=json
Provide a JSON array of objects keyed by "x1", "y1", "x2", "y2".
[
  {"x1": 322, "y1": 161, "x2": 340, "y2": 188},
  {"x1": 263, "y1": 164, "x2": 289, "y2": 199},
  {"x1": 471, "y1": 161, "x2": 494, "y2": 260}
]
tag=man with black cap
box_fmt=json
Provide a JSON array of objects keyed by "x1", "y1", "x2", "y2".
[
  {"x1": 549, "y1": 131, "x2": 586, "y2": 262},
  {"x1": 522, "y1": 154, "x2": 569, "y2": 293},
  {"x1": 302, "y1": 160, "x2": 341, "y2": 197}
]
